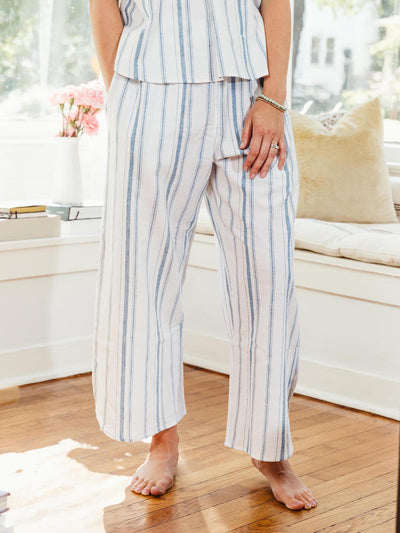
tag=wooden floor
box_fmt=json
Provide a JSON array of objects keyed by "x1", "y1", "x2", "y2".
[{"x1": 1, "y1": 364, "x2": 398, "y2": 532}]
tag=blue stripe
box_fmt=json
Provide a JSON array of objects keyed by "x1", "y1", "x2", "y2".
[
  {"x1": 177, "y1": 0, "x2": 187, "y2": 82},
  {"x1": 101, "y1": 76, "x2": 130, "y2": 430},
  {"x1": 120, "y1": 82, "x2": 144, "y2": 440},
  {"x1": 280, "y1": 117, "x2": 293, "y2": 459},
  {"x1": 153, "y1": 83, "x2": 188, "y2": 430},
  {"x1": 260, "y1": 149, "x2": 276, "y2": 459},
  {"x1": 142, "y1": 83, "x2": 167, "y2": 434}
]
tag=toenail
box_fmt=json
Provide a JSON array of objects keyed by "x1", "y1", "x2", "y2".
[
  {"x1": 312, "y1": 500, "x2": 317, "y2": 505},
  {"x1": 142, "y1": 489, "x2": 149, "y2": 494},
  {"x1": 305, "y1": 503, "x2": 311, "y2": 508}
]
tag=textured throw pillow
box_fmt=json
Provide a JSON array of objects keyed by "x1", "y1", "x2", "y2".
[
  {"x1": 312, "y1": 109, "x2": 346, "y2": 130},
  {"x1": 289, "y1": 97, "x2": 399, "y2": 223}
]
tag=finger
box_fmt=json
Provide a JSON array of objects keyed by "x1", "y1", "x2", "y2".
[
  {"x1": 240, "y1": 117, "x2": 252, "y2": 149},
  {"x1": 259, "y1": 140, "x2": 279, "y2": 178},
  {"x1": 249, "y1": 135, "x2": 272, "y2": 178},
  {"x1": 243, "y1": 132, "x2": 263, "y2": 172},
  {"x1": 278, "y1": 136, "x2": 287, "y2": 170}
]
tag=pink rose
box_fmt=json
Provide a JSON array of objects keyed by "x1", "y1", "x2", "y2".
[
  {"x1": 49, "y1": 80, "x2": 104, "y2": 109},
  {"x1": 81, "y1": 112, "x2": 99, "y2": 135},
  {"x1": 85, "y1": 79, "x2": 104, "y2": 108},
  {"x1": 48, "y1": 90, "x2": 60, "y2": 106},
  {"x1": 49, "y1": 89, "x2": 68, "y2": 106},
  {"x1": 74, "y1": 85, "x2": 89, "y2": 107},
  {"x1": 65, "y1": 85, "x2": 78, "y2": 101}
]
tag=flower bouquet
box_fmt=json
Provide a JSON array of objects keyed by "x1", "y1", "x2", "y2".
[
  {"x1": 48, "y1": 80, "x2": 105, "y2": 205},
  {"x1": 49, "y1": 79, "x2": 104, "y2": 137}
]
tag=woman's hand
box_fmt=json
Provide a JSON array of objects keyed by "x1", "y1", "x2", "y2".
[{"x1": 240, "y1": 100, "x2": 286, "y2": 178}]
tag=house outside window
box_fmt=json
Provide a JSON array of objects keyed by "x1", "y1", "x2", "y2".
[
  {"x1": 311, "y1": 36, "x2": 321, "y2": 64},
  {"x1": 292, "y1": 0, "x2": 400, "y2": 143},
  {"x1": 325, "y1": 37, "x2": 335, "y2": 65}
]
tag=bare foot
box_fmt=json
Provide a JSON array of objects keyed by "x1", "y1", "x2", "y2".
[
  {"x1": 131, "y1": 425, "x2": 179, "y2": 496},
  {"x1": 251, "y1": 457, "x2": 318, "y2": 510}
]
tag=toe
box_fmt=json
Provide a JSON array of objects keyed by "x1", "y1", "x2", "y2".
[
  {"x1": 138, "y1": 479, "x2": 149, "y2": 491},
  {"x1": 305, "y1": 488, "x2": 316, "y2": 501},
  {"x1": 302, "y1": 492, "x2": 315, "y2": 508},
  {"x1": 302, "y1": 489, "x2": 317, "y2": 506},
  {"x1": 131, "y1": 476, "x2": 141, "y2": 488},
  {"x1": 285, "y1": 498, "x2": 304, "y2": 510},
  {"x1": 150, "y1": 484, "x2": 166, "y2": 496},
  {"x1": 142, "y1": 481, "x2": 155, "y2": 495},
  {"x1": 150, "y1": 478, "x2": 174, "y2": 496},
  {"x1": 309, "y1": 496, "x2": 317, "y2": 506},
  {"x1": 133, "y1": 479, "x2": 147, "y2": 493}
]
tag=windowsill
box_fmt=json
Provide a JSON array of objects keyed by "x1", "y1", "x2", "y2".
[
  {"x1": 0, "y1": 232, "x2": 100, "y2": 253},
  {"x1": 0, "y1": 229, "x2": 101, "y2": 283}
]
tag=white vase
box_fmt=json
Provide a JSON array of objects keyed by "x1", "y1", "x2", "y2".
[{"x1": 51, "y1": 136, "x2": 84, "y2": 206}]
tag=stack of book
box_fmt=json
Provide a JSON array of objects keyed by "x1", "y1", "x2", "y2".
[
  {"x1": 0, "y1": 489, "x2": 13, "y2": 533},
  {"x1": 394, "y1": 201, "x2": 400, "y2": 221},
  {"x1": 47, "y1": 201, "x2": 103, "y2": 235},
  {"x1": 0, "y1": 200, "x2": 103, "y2": 241},
  {"x1": 0, "y1": 202, "x2": 60, "y2": 241}
]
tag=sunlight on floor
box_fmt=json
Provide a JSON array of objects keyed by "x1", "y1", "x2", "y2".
[{"x1": 0, "y1": 439, "x2": 131, "y2": 533}]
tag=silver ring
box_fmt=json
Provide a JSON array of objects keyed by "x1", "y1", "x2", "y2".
[{"x1": 270, "y1": 143, "x2": 279, "y2": 150}]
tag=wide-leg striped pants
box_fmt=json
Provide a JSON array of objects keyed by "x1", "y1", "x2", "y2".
[{"x1": 92, "y1": 72, "x2": 301, "y2": 461}]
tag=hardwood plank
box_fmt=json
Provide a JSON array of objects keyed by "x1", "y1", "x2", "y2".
[
  {"x1": 222, "y1": 471, "x2": 396, "y2": 532},
  {"x1": 1, "y1": 365, "x2": 397, "y2": 533},
  {"x1": 362, "y1": 518, "x2": 396, "y2": 532}
]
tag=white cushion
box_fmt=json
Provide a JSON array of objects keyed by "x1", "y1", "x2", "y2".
[
  {"x1": 294, "y1": 218, "x2": 360, "y2": 257},
  {"x1": 195, "y1": 205, "x2": 400, "y2": 267},
  {"x1": 294, "y1": 218, "x2": 400, "y2": 267}
]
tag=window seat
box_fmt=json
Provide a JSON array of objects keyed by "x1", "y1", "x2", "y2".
[{"x1": 182, "y1": 181, "x2": 400, "y2": 422}]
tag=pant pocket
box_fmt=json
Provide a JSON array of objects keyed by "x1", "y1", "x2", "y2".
[{"x1": 105, "y1": 71, "x2": 119, "y2": 113}]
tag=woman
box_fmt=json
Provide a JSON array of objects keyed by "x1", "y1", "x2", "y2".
[{"x1": 89, "y1": 0, "x2": 317, "y2": 510}]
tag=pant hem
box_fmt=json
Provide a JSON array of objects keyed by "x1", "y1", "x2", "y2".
[
  {"x1": 223, "y1": 440, "x2": 294, "y2": 462},
  {"x1": 95, "y1": 408, "x2": 187, "y2": 443}
]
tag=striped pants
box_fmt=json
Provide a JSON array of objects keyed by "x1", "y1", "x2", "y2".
[{"x1": 92, "y1": 73, "x2": 301, "y2": 461}]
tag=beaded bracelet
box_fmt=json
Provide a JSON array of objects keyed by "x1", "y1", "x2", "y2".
[{"x1": 255, "y1": 94, "x2": 287, "y2": 113}]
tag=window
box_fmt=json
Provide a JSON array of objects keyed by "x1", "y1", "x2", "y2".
[
  {"x1": 0, "y1": 0, "x2": 97, "y2": 124},
  {"x1": 0, "y1": 0, "x2": 399, "y2": 203},
  {"x1": 325, "y1": 37, "x2": 335, "y2": 65},
  {"x1": 311, "y1": 36, "x2": 321, "y2": 64},
  {"x1": 0, "y1": 0, "x2": 106, "y2": 202},
  {"x1": 292, "y1": 0, "x2": 400, "y2": 143}
]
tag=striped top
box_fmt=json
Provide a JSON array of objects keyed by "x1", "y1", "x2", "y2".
[{"x1": 114, "y1": 0, "x2": 269, "y2": 83}]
